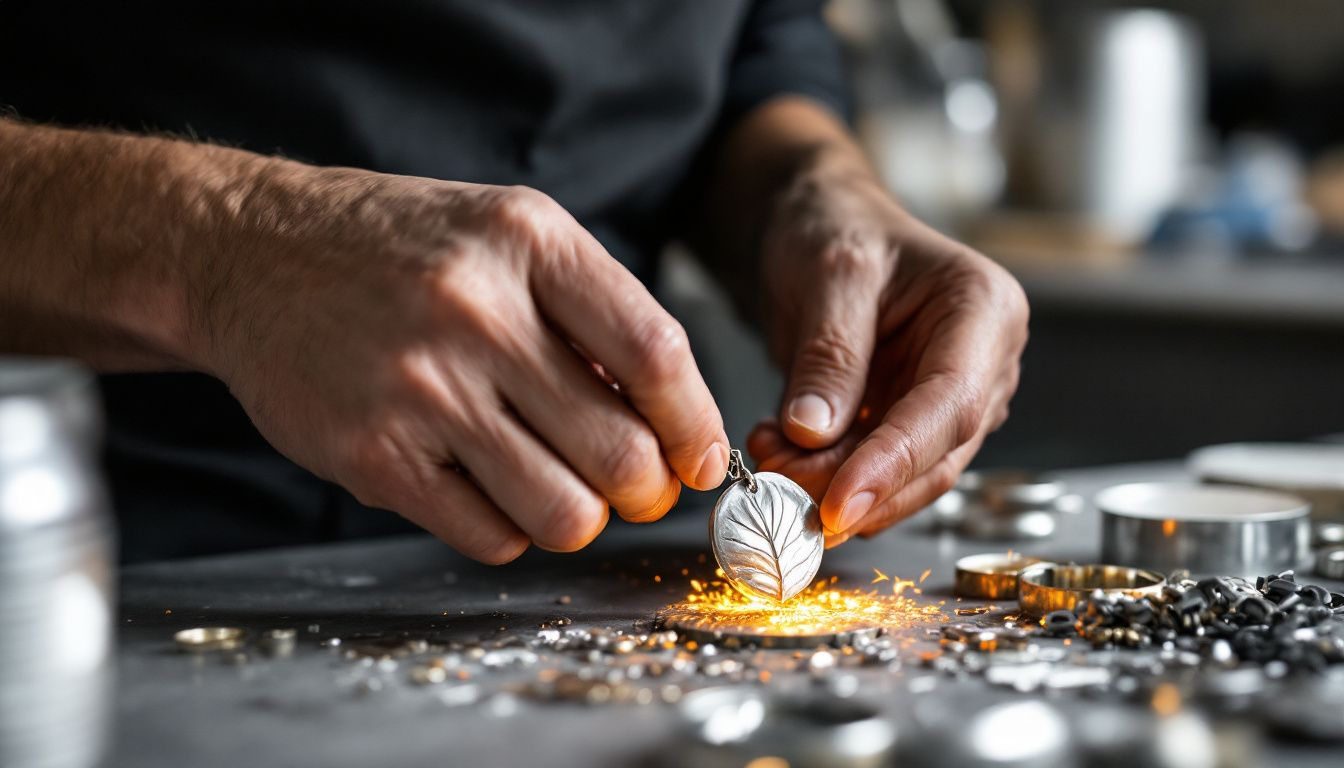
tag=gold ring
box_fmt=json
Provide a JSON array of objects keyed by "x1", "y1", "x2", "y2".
[
  {"x1": 174, "y1": 626, "x2": 247, "y2": 652},
  {"x1": 1017, "y1": 563, "x2": 1165, "y2": 617},
  {"x1": 953, "y1": 553, "x2": 1043, "y2": 599}
]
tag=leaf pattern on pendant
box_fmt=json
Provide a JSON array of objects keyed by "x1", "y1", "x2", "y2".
[{"x1": 712, "y1": 472, "x2": 824, "y2": 602}]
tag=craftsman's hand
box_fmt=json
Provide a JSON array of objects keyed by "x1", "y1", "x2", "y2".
[
  {"x1": 203, "y1": 169, "x2": 729, "y2": 563},
  {"x1": 745, "y1": 164, "x2": 1028, "y2": 545}
]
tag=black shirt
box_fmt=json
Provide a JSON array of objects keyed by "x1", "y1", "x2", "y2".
[{"x1": 0, "y1": 1, "x2": 846, "y2": 561}]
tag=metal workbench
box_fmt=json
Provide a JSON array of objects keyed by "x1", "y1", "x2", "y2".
[{"x1": 113, "y1": 461, "x2": 1342, "y2": 767}]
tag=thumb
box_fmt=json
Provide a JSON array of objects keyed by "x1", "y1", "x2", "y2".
[{"x1": 779, "y1": 254, "x2": 881, "y2": 449}]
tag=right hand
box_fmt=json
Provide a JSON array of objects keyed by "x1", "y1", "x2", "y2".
[{"x1": 196, "y1": 167, "x2": 730, "y2": 563}]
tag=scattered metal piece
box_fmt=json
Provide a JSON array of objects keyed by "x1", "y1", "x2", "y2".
[
  {"x1": 174, "y1": 627, "x2": 247, "y2": 653},
  {"x1": 481, "y1": 648, "x2": 539, "y2": 668},
  {"x1": 900, "y1": 695, "x2": 1074, "y2": 768},
  {"x1": 438, "y1": 684, "x2": 482, "y2": 707},
  {"x1": 676, "y1": 686, "x2": 897, "y2": 768},
  {"x1": 1264, "y1": 673, "x2": 1344, "y2": 742},
  {"x1": 257, "y1": 628, "x2": 297, "y2": 657},
  {"x1": 410, "y1": 665, "x2": 449, "y2": 685}
]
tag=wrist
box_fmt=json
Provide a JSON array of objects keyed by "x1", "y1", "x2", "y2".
[{"x1": 175, "y1": 148, "x2": 342, "y2": 379}]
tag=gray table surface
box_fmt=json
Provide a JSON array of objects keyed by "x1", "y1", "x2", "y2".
[{"x1": 113, "y1": 461, "x2": 1341, "y2": 767}]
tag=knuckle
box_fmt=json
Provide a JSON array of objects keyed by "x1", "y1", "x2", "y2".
[
  {"x1": 339, "y1": 430, "x2": 403, "y2": 507},
  {"x1": 599, "y1": 428, "x2": 662, "y2": 491},
  {"x1": 392, "y1": 352, "x2": 443, "y2": 400},
  {"x1": 990, "y1": 404, "x2": 1010, "y2": 431},
  {"x1": 928, "y1": 460, "x2": 962, "y2": 499},
  {"x1": 489, "y1": 185, "x2": 558, "y2": 229},
  {"x1": 870, "y1": 423, "x2": 919, "y2": 491},
  {"x1": 793, "y1": 325, "x2": 866, "y2": 381},
  {"x1": 939, "y1": 373, "x2": 986, "y2": 447},
  {"x1": 438, "y1": 286, "x2": 530, "y2": 356},
  {"x1": 819, "y1": 242, "x2": 884, "y2": 281},
  {"x1": 629, "y1": 315, "x2": 691, "y2": 385},
  {"x1": 963, "y1": 250, "x2": 1031, "y2": 326},
  {"x1": 536, "y1": 489, "x2": 606, "y2": 552},
  {"x1": 1003, "y1": 274, "x2": 1030, "y2": 323}
]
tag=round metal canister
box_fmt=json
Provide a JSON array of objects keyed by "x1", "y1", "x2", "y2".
[
  {"x1": 0, "y1": 358, "x2": 115, "y2": 768},
  {"x1": 1098, "y1": 482, "x2": 1310, "y2": 578}
]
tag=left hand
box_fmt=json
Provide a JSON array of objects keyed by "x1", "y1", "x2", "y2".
[{"x1": 745, "y1": 163, "x2": 1028, "y2": 546}]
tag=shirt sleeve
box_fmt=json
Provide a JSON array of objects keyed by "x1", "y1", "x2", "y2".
[{"x1": 721, "y1": 0, "x2": 851, "y2": 126}]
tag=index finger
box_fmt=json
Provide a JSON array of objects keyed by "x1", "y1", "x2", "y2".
[
  {"x1": 530, "y1": 230, "x2": 729, "y2": 491},
  {"x1": 819, "y1": 308, "x2": 1002, "y2": 534}
]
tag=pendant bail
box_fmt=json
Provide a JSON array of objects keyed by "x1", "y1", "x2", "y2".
[{"x1": 725, "y1": 448, "x2": 758, "y2": 493}]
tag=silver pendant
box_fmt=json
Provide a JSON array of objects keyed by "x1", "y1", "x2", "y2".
[{"x1": 710, "y1": 450, "x2": 824, "y2": 602}]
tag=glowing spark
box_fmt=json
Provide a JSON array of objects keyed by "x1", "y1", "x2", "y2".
[
  {"x1": 1162, "y1": 519, "x2": 1178, "y2": 537},
  {"x1": 918, "y1": 568, "x2": 932, "y2": 584},
  {"x1": 1152, "y1": 682, "x2": 1182, "y2": 716},
  {"x1": 871, "y1": 568, "x2": 890, "y2": 584},
  {"x1": 654, "y1": 575, "x2": 662, "y2": 583},
  {"x1": 662, "y1": 574, "x2": 945, "y2": 638}
]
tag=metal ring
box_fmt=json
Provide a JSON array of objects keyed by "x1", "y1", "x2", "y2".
[
  {"x1": 1017, "y1": 562, "x2": 1166, "y2": 618},
  {"x1": 1315, "y1": 522, "x2": 1344, "y2": 548},
  {"x1": 1317, "y1": 547, "x2": 1344, "y2": 581},
  {"x1": 174, "y1": 627, "x2": 247, "y2": 652},
  {"x1": 953, "y1": 553, "x2": 1043, "y2": 599}
]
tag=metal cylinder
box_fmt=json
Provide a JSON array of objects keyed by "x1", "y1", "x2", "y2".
[
  {"x1": 0, "y1": 358, "x2": 115, "y2": 768},
  {"x1": 1098, "y1": 482, "x2": 1311, "y2": 579}
]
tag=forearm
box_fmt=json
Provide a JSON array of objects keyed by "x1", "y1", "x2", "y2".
[
  {"x1": 691, "y1": 97, "x2": 880, "y2": 319},
  {"x1": 0, "y1": 119, "x2": 282, "y2": 372}
]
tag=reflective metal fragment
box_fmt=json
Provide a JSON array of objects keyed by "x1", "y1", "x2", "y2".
[
  {"x1": 676, "y1": 686, "x2": 896, "y2": 768},
  {"x1": 257, "y1": 628, "x2": 297, "y2": 657}
]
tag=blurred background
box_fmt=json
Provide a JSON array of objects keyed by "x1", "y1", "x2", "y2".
[{"x1": 668, "y1": 0, "x2": 1344, "y2": 474}]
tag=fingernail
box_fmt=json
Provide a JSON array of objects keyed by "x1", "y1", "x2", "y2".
[
  {"x1": 787, "y1": 393, "x2": 833, "y2": 434},
  {"x1": 694, "y1": 443, "x2": 729, "y2": 489},
  {"x1": 836, "y1": 491, "x2": 876, "y2": 533}
]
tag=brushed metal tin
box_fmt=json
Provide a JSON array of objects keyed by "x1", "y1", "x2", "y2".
[{"x1": 1098, "y1": 482, "x2": 1311, "y2": 578}]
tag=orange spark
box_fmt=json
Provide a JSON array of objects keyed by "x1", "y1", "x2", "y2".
[
  {"x1": 1152, "y1": 683, "x2": 1182, "y2": 716},
  {"x1": 871, "y1": 568, "x2": 890, "y2": 584},
  {"x1": 664, "y1": 574, "x2": 945, "y2": 638}
]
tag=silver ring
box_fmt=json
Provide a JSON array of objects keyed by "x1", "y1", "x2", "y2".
[{"x1": 1317, "y1": 547, "x2": 1344, "y2": 581}]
